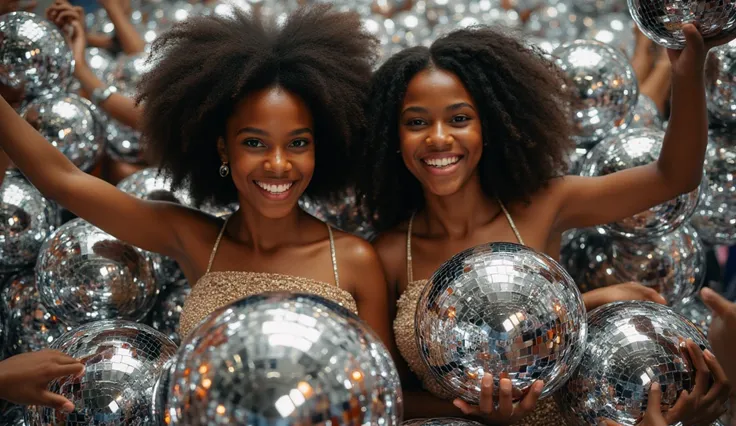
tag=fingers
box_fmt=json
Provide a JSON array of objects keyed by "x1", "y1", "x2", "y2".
[
  {"x1": 701, "y1": 287, "x2": 733, "y2": 317},
  {"x1": 516, "y1": 380, "x2": 544, "y2": 414},
  {"x1": 686, "y1": 339, "x2": 711, "y2": 398},
  {"x1": 682, "y1": 23, "x2": 706, "y2": 53},
  {"x1": 664, "y1": 389, "x2": 689, "y2": 424},
  {"x1": 50, "y1": 362, "x2": 84, "y2": 379},
  {"x1": 644, "y1": 288, "x2": 667, "y2": 305},
  {"x1": 646, "y1": 382, "x2": 662, "y2": 415},
  {"x1": 701, "y1": 349, "x2": 730, "y2": 406},
  {"x1": 452, "y1": 398, "x2": 474, "y2": 415},
  {"x1": 478, "y1": 374, "x2": 495, "y2": 414},
  {"x1": 40, "y1": 390, "x2": 75, "y2": 413},
  {"x1": 497, "y1": 378, "x2": 514, "y2": 417}
]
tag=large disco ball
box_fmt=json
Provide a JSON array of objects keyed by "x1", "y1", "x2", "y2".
[
  {"x1": 2, "y1": 271, "x2": 71, "y2": 355},
  {"x1": 0, "y1": 12, "x2": 74, "y2": 99},
  {"x1": 705, "y1": 41, "x2": 736, "y2": 125},
  {"x1": 0, "y1": 172, "x2": 58, "y2": 273},
  {"x1": 416, "y1": 243, "x2": 587, "y2": 403},
  {"x1": 580, "y1": 128, "x2": 703, "y2": 240},
  {"x1": 148, "y1": 280, "x2": 190, "y2": 345},
  {"x1": 691, "y1": 127, "x2": 736, "y2": 245},
  {"x1": 35, "y1": 218, "x2": 159, "y2": 326},
  {"x1": 628, "y1": 0, "x2": 736, "y2": 50},
  {"x1": 557, "y1": 301, "x2": 710, "y2": 425},
  {"x1": 402, "y1": 419, "x2": 483, "y2": 426},
  {"x1": 673, "y1": 295, "x2": 713, "y2": 336},
  {"x1": 165, "y1": 292, "x2": 403, "y2": 425},
  {"x1": 26, "y1": 320, "x2": 177, "y2": 425},
  {"x1": 20, "y1": 92, "x2": 106, "y2": 172},
  {"x1": 553, "y1": 40, "x2": 638, "y2": 147}
]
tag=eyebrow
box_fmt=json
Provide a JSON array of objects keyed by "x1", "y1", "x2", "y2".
[
  {"x1": 236, "y1": 127, "x2": 313, "y2": 137},
  {"x1": 401, "y1": 102, "x2": 476, "y2": 115}
]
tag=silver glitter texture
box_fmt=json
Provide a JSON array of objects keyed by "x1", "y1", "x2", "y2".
[
  {"x1": 557, "y1": 301, "x2": 710, "y2": 426},
  {"x1": 166, "y1": 292, "x2": 403, "y2": 426},
  {"x1": 580, "y1": 128, "x2": 703, "y2": 240},
  {"x1": 299, "y1": 188, "x2": 377, "y2": 241},
  {"x1": 628, "y1": 0, "x2": 736, "y2": 50},
  {"x1": 673, "y1": 295, "x2": 713, "y2": 336},
  {"x1": 402, "y1": 419, "x2": 484, "y2": 426},
  {"x1": 415, "y1": 243, "x2": 587, "y2": 404},
  {"x1": 553, "y1": 39, "x2": 638, "y2": 148},
  {"x1": 0, "y1": 12, "x2": 74, "y2": 99},
  {"x1": 148, "y1": 280, "x2": 190, "y2": 346},
  {"x1": 26, "y1": 320, "x2": 177, "y2": 426},
  {"x1": 0, "y1": 172, "x2": 58, "y2": 273},
  {"x1": 705, "y1": 41, "x2": 736, "y2": 125},
  {"x1": 35, "y1": 218, "x2": 159, "y2": 326}
]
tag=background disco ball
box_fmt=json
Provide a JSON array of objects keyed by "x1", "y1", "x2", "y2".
[
  {"x1": 26, "y1": 320, "x2": 177, "y2": 425},
  {"x1": 299, "y1": 188, "x2": 377, "y2": 241},
  {"x1": 559, "y1": 228, "x2": 615, "y2": 294},
  {"x1": 402, "y1": 419, "x2": 484, "y2": 426},
  {"x1": 705, "y1": 41, "x2": 736, "y2": 125},
  {"x1": 148, "y1": 280, "x2": 190, "y2": 345},
  {"x1": 690, "y1": 127, "x2": 736, "y2": 245},
  {"x1": 0, "y1": 172, "x2": 58, "y2": 273},
  {"x1": 416, "y1": 243, "x2": 587, "y2": 403},
  {"x1": 84, "y1": 47, "x2": 116, "y2": 81},
  {"x1": 628, "y1": 0, "x2": 736, "y2": 50},
  {"x1": 20, "y1": 92, "x2": 106, "y2": 172},
  {"x1": 557, "y1": 301, "x2": 710, "y2": 426},
  {"x1": 624, "y1": 94, "x2": 663, "y2": 130},
  {"x1": 35, "y1": 218, "x2": 159, "y2": 326},
  {"x1": 105, "y1": 53, "x2": 154, "y2": 94},
  {"x1": 105, "y1": 118, "x2": 144, "y2": 165},
  {"x1": 580, "y1": 128, "x2": 703, "y2": 240},
  {"x1": 673, "y1": 295, "x2": 713, "y2": 336},
  {"x1": 166, "y1": 292, "x2": 403, "y2": 426},
  {"x1": 582, "y1": 13, "x2": 637, "y2": 58},
  {"x1": 553, "y1": 40, "x2": 638, "y2": 147},
  {"x1": 0, "y1": 12, "x2": 74, "y2": 99}
]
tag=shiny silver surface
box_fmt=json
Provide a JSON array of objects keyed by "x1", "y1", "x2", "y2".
[
  {"x1": 26, "y1": 320, "x2": 177, "y2": 426},
  {"x1": 582, "y1": 12, "x2": 637, "y2": 58},
  {"x1": 35, "y1": 218, "x2": 159, "y2": 326},
  {"x1": 0, "y1": 172, "x2": 58, "y2": 273},
  {"x1": 706, "y1": 41, "x2": 736, "y2": 125},
  {"x1": 105, "y1": 118, "x2": 144, "y2": 165},
  {"x1": 625, "y1": 94, "x2": 664, "y2": 130},
  {"x1": 580, "y1": 128, "x2": 702, "y2": 240},
  {"x1": 673, "y1": 295, "x2": 713, "y2": 337},
  {"x1": 0, "y1": 12, "x2": 74, "y2": 99},
  {"x1": 20, "y1": 92, "x2": 106, "y2": 172},
  {"x1": 402, "y1": 419, "x2": 484, "y2": 426},
  {"x1": 553, "y1": 40, "x2": 638, "y2": 147},
  {"x1": 166, "y1": 292, "x2": 403, "y2": 425},
  {"x1": 557, "y1": 301, "x2": 710, "y2": 426},
  {"x1": 149, "y1": 280, "x2": 190, "y2": 346},
  {"x1": 628, "y1": 0, "x2": 736, "y2": 50},
  {"x1": 416, "y1": 243, "x2": 587, "y2": 403},
  {"x1": 85, "y1": 47, "x2": 116, "y2": 82},
  {"x1": 299, "y1": 188, "x2": 377, "y2": 241}
]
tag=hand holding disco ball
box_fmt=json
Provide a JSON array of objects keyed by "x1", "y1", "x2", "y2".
[{"x1": 700, "y1": 287, "x2": 736, "y2": 388}]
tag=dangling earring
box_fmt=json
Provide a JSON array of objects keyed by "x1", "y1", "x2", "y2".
[{"x1": 219, "y1": 162, "x2": 230, "y2": 177}]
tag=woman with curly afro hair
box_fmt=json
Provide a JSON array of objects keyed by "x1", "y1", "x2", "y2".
[
  {"x1": 0, "y1": 5, "x2": 395, "y2": 348},
  {"x1": 357, "y1": 25, "x2": 732, "y2": 425}
]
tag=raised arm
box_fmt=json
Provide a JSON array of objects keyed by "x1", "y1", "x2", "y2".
[{"x1": 554, "y1": 25, "x2": 731, "y2": 231}]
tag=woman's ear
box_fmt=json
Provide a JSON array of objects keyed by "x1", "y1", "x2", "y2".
[{"x1": 217, "y1": 137, "x2": 228, "y2": 163}]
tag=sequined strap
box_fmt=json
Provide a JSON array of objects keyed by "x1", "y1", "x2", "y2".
[
  {"x1": 327, "y1": 225, "x2": 340, "y2": 288},
  {"x1": 499, "y1": 200, "x2": 524, "y2": 245},
  {"x1": 406, "y1": 213, "x2": 415, "y2": 283},
  {"x1": 206, "y1": 216, "x2": 230, "y2": 274}
]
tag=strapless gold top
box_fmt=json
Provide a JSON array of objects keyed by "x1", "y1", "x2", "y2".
[{"x1": 179, "y1": 271, "x2": 359, "y2": 338}]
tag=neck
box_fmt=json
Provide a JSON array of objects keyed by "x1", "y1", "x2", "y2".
[
  {"x1": 228, "y1": 198, "x2": 305, "y2": 252},
  {"x1": 420, "y1": 173, "x2": 500, "y2": 239}
]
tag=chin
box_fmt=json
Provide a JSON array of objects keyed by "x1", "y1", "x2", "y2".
[{"x1": 257, "y1": 204, "x2": 299, "y2": 219}]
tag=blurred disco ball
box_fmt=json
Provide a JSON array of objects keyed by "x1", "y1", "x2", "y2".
[
  {"x1": 2, "y1": 271, "x2": 71, "y2": 355},
  {"x1": 106, "y1": 53, "x2": 155, "y2": 94},
  {"x1": 85, "y1": 47, "x2": 116, "y2": 82},
  {"x1": 553, "y1": 40, "x2": 638, "y2": 147},
  {"x1": 582, "y1": 13, "x2": 636, "y2": 58},
  {"x1": 385, "y1": 11, "x2": 433, "y2": 48},
  {"x1": 149, "y1": 280, "x2": 190, "y2": 345},
  {"x1": 673, "y1": 295, "x2": 713, "y2": 336},
  {"x1": 299, "y1": 188, "x2": 377, "y2": 241},
  {"x1": 105, "y1": 117, "x2": 144, "y2": 164},
  {"x1": 416, "y1": 243, "x2": 587, "y2": 403},
  {"x1": 706, "y1": 41, "x2": 736, "y2": 125},
  {"x1": 625, "y1": 94, "x2": 663, "y2": 130},
  {"x1": 20, "y1": 92, "x2": 106, "y2": 172},
  {"x1": 0, "y1": 12, "x2": 74, "y2": 99},
  {"x1": 151, "y1": 358, "x2": 174, "y2": 425},
  {"x1": 567, "y1": 147, "x2": 589, "y2": 175},
  {"x1": 560, "y1": 227, "x2": 616, "y2": 294},
  {"x1": 525, "y1": 35, "x2": 558, "y2": 55},
  {"x1": 26, "y1": 320, "x2": 177, "y2": 425},
  {"x1": 691, "y1": 127, "x2": 736, "y2": 245},
  {"x1": 166, "y1": 292, "x2": 403, "y2": 425},
  {"x1": 2, "y1": 405, "x2": 29, "y2": 426},
  {"x1": 628, "y1": 0, "x2": 736, "y2": 50},
  {"x1": 35, "y1": 218, "x2": 159, "y2": 326},
  {"x1": 573, "y1": 0, "x2": 620, "y2": 18},
  {"x1": 579, "y1": 128, "x2": 703, "y2": 239},
  {"x1": 557, "y1": 301, "x2": 709, "y2": 426},
  {"x1": 116, "y1": 167, "x2": 192, "y2": 205},
  {"x1": 0, "y1": 172, "x2": 58, "y2": 273},
  {"x1": 526, "y1": 3, "x2": 580, "y2": 45},
  {"x1": 402, "y1": 419, "x2": 483, "y2": 426}
]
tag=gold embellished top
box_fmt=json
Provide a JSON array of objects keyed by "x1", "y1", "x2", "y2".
[
  {"x1": 392, "y1": 203, "x2": 565, "y2": 425},
  {"x1": 179, "y1": 218, "x2": 358, "y2": 338}
]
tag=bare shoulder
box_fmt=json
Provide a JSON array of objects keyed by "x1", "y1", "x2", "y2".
[
  {"x1": 332, "y1": 230, "x2": 382, "y2": 268},
  {"x1": 371, "y1": 227, "x2": 407, "y2": 284}
]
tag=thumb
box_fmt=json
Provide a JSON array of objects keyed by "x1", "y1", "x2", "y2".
[
  {"x1": 41, "y1": 391, "x2": 75, "y2": 413},
  {"x1": 700, "y1": 287, "x2": 732, "y2": 317},
  {"x1": 646, "y1": 382, "x2": 662, "y2": 414},
  {"x1": 682, "y1": 23, "x2": 705, "y2": 54}
]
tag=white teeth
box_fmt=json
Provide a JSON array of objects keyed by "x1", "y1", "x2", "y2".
[
  {"x1": 255, "y1": 181, "x2": 293, "y2": 194},
  {"x1": 423, "y1": 156, "x2": 460, "y2": 168}
]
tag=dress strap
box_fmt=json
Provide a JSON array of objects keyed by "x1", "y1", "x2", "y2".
[
  {"x1": 205, "y1": 215, "x2": 230, "y2": 274},
  {"x1": 407, "y1": 213, "x2": 415, "y2": 283},
  {"x1": 499, "y1": 200, "x2": 525, "y2": 245},
  {"x1": 327, "y1": 225, "x2": 340, "y2": 288}
]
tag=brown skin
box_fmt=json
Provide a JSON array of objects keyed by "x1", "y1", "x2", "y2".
[
  {"x1": 0, "y1": 86, "x2": 394, "y2": 354},
  {"x1": 376, "y1": 25, "x2": 731, "y2": 423}
]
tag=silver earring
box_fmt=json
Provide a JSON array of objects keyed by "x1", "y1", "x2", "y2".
[{"x1": 219, "y1": 163, "x2": 230, "y2": 177}]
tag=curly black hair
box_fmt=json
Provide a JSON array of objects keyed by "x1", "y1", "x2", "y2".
[
  {"x1": 356, "y1": 26, "x2": 574, "y2": 232},
  {"x1": 136, "y1": 5, "x2": 378, "y2": 207}
]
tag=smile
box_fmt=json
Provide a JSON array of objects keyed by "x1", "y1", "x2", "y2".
[
  {"x1": 255, "y1": 181, "x2": 293, "y2": 194},
  {"x1": 422, "y1": 156, "x2": 461, "y2": 168}
]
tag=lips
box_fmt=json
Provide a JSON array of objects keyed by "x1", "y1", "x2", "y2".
[
  {"x1": 254, "y1": 181, "x2": 293, "y2": 194},
  {"x1": 422, "y1": 155, "x2": 461, "y2": 168}
]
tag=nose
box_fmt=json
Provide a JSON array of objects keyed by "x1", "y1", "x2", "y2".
[
  {"x1": 263, "y1": 148, "x2": 293, "y2": 174},
  {"x1": 425, "y1": 122, "x2": 454, "y2": 148}
]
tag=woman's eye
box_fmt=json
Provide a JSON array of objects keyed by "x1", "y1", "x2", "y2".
[
  {"x1": 451, "y1": 115, "x2": 470, "y2": 123},
  {"x1": 407, "y1": 119, "x2": 427, "y2": 126},
  {"x1": 243, "y1": 139, "x2": 264, "y2": 148},
  {"x1": 290, "y1": 139, "x2": 310, "y2": 148}
]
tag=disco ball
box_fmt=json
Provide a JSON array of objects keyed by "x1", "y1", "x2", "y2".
[
  {"x1": 691, "y1": 127, "x2": 736, "y2": 245},
  {"x1": 402, "y1": 419, "x2": 483, "y2": 426},
  {"x1": 2, "y1": 405, "x2": 29, "y2": 426},
  {"x1": 415, "y1": 243, "x2": 587, "y2": 404},
  {"x1": 2, "y1": 271, "x2": 71, "y2": 355},
  {"x1": 526, "y1": 3, "x2": 580, "y2": 44},
  {"x1": 35, "y1": 218, "x2": 159, "y2": 326},
  {"x1": 568, "y1": 147, "x2": 589, "y2": 175},
  {"x1": 580, "y1": 128, "x2": 703, "y2": 240},
  {"x1": 26, "y1": 320, "x2": 177, "y2": 425},
  {"x1": 105, "y1": 53, "x2": 154, "y2": 94},
  {"x1": 625, "y1": 94, "x2": 663, "y2": 130},
  {"x1": 553, "y1": 40, "x2": 638, "y2": 147},
  {"x1": 557, "y1": 301, "x2": 710, "y2": 426},
  {"x1": 299, "y1": 188, "x2": 377, "y2": 241},
  {"x1": 0, "y1": 12, "x2": 74, "y2": 99},
  {"x1": 165, "y1": 292, "x2": 403, "y2": 425},
  {"x1": 705, "y1": 41, "x2": 736, "y2": 125},
  {"x1": 673, "y1": 295, "x2": 713, "y2": 336},
  {"x1": 84, "y1": 47, "x2": 116, "y2": 82},
  {"x1": 148, "y1": 280, "x2": 190, "y2": 345},
  {"x1": 582, "y1": 13, "x2": 637, "y2": 58},
  {"x1": 575, "y1": 0, "x2": 622, "y2": 19},
  {"x1": 0, "y1": 172, "x2": 58, "y2": 273},
  {"x1": 560, "y1": 228, "x2": 616, "y2": 294},
  {"x1": 105, "y1": 117, "x2": 144, "y2": 165},
  {"x1": 20, "y1": 92, "x2": 106, "y2": 172},
  {"x1": 628, "y1": 0, "x2": 736, "y2": 50}
]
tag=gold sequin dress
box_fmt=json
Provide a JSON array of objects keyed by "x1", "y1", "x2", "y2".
[
  {"x1": 179, "y1": 219, "x2": 358, "y2": 338},
  {"x1": 393, "y1": 204, "x2": 566, "y2": 426}
]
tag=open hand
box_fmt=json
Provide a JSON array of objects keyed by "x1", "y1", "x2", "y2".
[
  {"x1": 667, "y1": 24, "x2": 736, "y2": 78},
  {"x1": 700, "y1": 287, "x2": 736, "y2": 396},
  {"x1": 453, "y1": 375, "x2": 544, "y2": 425}
]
